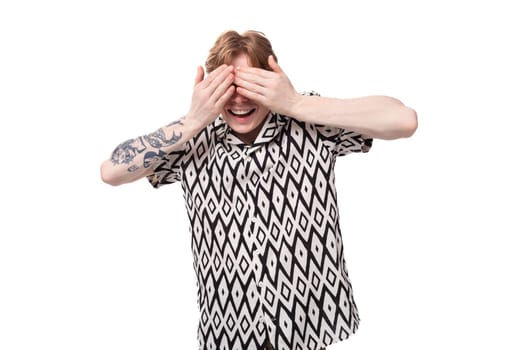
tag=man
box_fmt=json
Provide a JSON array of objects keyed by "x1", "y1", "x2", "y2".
[{"x1": 101, "y1": 30, "x2": 417, "y2": 350}]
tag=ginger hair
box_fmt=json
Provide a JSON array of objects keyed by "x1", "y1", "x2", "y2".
[{"x1": 205, "y1": 30, "x2": 277, "y2": 73}]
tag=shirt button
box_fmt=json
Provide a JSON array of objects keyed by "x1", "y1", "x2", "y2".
[{"x1": 258, "y1": 281, "x2": 263, "y2": 288}]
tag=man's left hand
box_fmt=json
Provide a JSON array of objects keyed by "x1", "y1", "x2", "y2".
[{"x1": 234, "y1": 55, "x2": 301, "y2": 116}]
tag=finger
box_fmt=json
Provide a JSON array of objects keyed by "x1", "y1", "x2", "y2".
[
  {"x1": 210, "y1": 71, "x2": 234, "y2": 102},
  {"x1": 234, "y1": 75, "x2": 266, "y2": 95},
  {"x1": 194, "y1": 66, "x2": 205, "y2": 86},
  {"x1": 207, "y1": 66, "x2": 234, "y2": 93},
  {"x1": 215, "y1": 85, "x2": 236, "y2": 109},
  {"x1": 236, "y1": 66, "x2": 273, "y2": 80},
  {"x1": 268, "y1": 55, "x2": 283, "y2": 73},
  {"x1": 235, "y1": 69, "x2": 269, "y2": 87},
  {"x1": 236, "y1": 86, "x2": 265, "y2": 105},
  {"x1": 201, "y1": 64, "x2": 229, "y2": 88}
]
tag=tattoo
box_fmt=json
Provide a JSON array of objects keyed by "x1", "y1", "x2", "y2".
[
  {"x1": 143, "y1": 128, "x2": 182, "y2": 148},
  {"x1": 144, "y1": 150, "x2": 166, "y2": 168},
  {"x1": 111, "y1": 138, "x2": 147, "y2": 165},
  {"x1": 167, "y1": 118, "x2": 184, "y2": 127},
  {"x1": 127, "y1": 164, "x2": 140, "y2": 172},
  {"x1": 111, "y1": 120, "x2": 184, "y2": 169}
]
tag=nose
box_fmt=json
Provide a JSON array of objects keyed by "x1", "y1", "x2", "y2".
[{"x1": 231, "y1": 89, "x2": 249, "y2": 103}]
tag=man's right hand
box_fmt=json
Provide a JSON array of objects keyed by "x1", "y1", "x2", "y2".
[
  {"x1": 100, "y1": 65, "x2": 235, "y2": 187},
  {"x1": 185, "y1": 64, "x2": 235, "y2": 131}
]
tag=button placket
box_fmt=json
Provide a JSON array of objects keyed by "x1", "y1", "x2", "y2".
[
  {"x1": 242, "y1": 143, "x2": 276, "y2": 329},
  {"x1": 242, "y1": 162, "x2": 264, "y2": 292},
  {"x1": 250, "y1": 217, "x2": 264, "y2": 284},
  {"x1": 243, "y1": 146, "x2": 251, "y2": 162}
]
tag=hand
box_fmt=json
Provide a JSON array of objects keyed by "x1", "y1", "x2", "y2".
[
  {"x1": 186, "y1": 64, "x2": 235, "y2": 130},
  {"x1": 234, "y1": 55, "x2": 301, "y2": 116}
]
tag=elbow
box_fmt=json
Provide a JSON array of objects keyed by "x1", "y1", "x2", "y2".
[
  {"x1": 100, "y1": 161, "x2": 122, "y2": 187},
  {"x1": 400, "y1": 106, "x2": 418, "y2": 138},
  {"x1": 379, "y1": 105, "x2": 418, "y2": 140},
  {"x1": 378, "y1": 97, "x2": 418, "y2": 138}
]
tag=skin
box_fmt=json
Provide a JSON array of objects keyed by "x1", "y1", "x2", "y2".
[
  {"x1": 234, "y1": 55, "x2": 299, "y2": 118},
  {"x1": 221, "y1": 54, "x2": 270, "y2": 144},
  {"x1": 100, "y1": 64, "x2": 235, "y2": 186},
  {"x1": 235, "y1": 55, "x2": 418, "y2": 140},
  {"x1": 101, "y1": 53, "x2": 418, "y2": 186}
]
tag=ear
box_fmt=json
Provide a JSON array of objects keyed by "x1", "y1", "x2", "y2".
[{"x1": 268, "y1": 55, "x2": 283, "y2": 73}]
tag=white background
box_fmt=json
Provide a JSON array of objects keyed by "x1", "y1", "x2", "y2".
[{"x1": 1, "y1": 0, "x2": 524, "y2": 349}]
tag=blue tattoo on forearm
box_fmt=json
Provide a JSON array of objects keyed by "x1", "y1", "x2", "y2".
[
  {"x1": 111, "y1": 138, "x2": 147, "y2": 165},
  {"x1": 144, "y1": 150, "x2": 167, "y2": 168},
  {"x1": 167, "y1": 119, "x2": 184, "y2": 127},
  {"x1": 143, "y1": 128, "x2": 182, "y2": 148},
  {"x1": 111, "y1": 120, "x2": 184, "y2": 172}
]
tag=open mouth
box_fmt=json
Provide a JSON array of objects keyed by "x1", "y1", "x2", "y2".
[{"x1": 228, "y1": 108, "x2": 256, "y2": 118}]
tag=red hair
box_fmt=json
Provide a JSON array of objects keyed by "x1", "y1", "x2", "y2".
[{"x1": 205, "y1": 30, "x2": 277, "y2": 73}]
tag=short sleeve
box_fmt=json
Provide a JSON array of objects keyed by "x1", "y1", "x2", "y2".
[
  {"x1": 146, "y1": 149, "x2": 185, "y2": 188},
  {"x1": 147, "y1": 122, "x2": 219, "y2": 188},
  {"x1": 302, "y1": 91, "x2": 373, "y2": 157},
  {"x1": 333, "y1": 128, "x2": 372, "y2": 156},
  {"x1": 316, "y1": 125, "x2": 373, "y2": 157}
]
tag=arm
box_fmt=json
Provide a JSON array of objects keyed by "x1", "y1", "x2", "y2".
[
  {"x1": 234, "y1": 56, "x2": 418, "y2": 140},
  {"x1": 100, "y1": 64, "x2": 235, "y2": 186},
  {"x1": 100, "y1": 118, "x2": 201, "y2": 186},
  {"x1": 290, "y1": 94, "x2": 418, "y2": 140}
]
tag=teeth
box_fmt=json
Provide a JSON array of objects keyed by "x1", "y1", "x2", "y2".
[{"x1": 230, "y1": 109, "x2": 254, "y2": 116}]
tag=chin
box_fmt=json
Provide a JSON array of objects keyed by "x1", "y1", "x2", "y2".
[{"x1": 223, "y1": 108, "x2": 270, "y2": 143}]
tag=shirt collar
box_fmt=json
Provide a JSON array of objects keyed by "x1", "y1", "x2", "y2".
[{"x1": 214, "y1": 112, "x2": 288, "y2": 148}]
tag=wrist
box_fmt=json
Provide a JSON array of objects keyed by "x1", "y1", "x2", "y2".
[
  {"x1": 182, "y1": 113, "x2": 206, "y2": 133},
  {"x1": 288, "y1": 93, "x2": 307, "y2": 120}
]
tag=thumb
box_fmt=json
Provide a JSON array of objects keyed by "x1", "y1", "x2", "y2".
[
  {"x1": 194, "y1": 66, "x2": 204, "y2": 86},
  {"x1": 268, "y1": 55, "x2": 282, "y2": 73}
]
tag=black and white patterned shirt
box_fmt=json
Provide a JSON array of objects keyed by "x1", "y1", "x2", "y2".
[{"x1": 148, "y1": 93, "x2": 373, "y2": 350}]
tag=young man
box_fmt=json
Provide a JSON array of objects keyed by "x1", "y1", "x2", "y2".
[{"x1": 101, "y1": 30, "x2": 417, "y2": 350}]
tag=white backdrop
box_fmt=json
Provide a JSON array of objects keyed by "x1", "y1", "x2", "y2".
[{"x1": 1, "y1": 0, "x2": 524, "y2": 349}]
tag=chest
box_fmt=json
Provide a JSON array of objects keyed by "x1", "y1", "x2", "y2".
[{"x1": 182, "y1": 131, "x2": 336, "y2": 223}]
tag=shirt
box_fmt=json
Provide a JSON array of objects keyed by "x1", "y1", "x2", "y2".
[{"x1": 148, "y1": 92, "x2": 373, "y2": 350}]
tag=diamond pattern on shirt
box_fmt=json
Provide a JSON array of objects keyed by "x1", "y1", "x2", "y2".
[{"x1": 148, "y1": 93, "x2": 372, "y2": 350}]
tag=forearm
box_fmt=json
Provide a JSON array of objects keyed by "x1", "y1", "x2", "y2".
[
  {"x1": 291, "y1": 95, "x2": 418, "y2": 140},
  {"x1": 100, "y1": 116, "x2": 202, "y2": 186}
]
